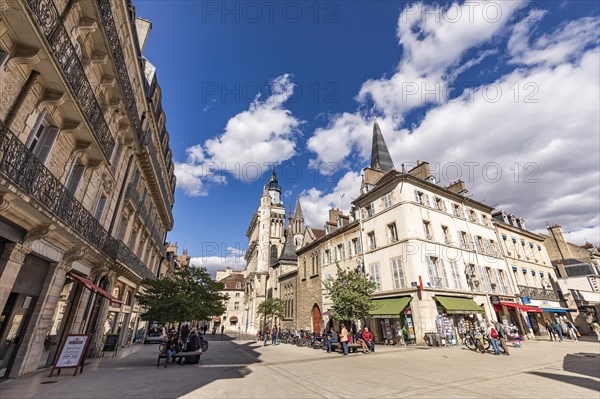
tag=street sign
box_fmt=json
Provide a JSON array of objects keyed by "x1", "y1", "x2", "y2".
[{"x1": 521, "y1": 296, "x2": 531, "y2": 305}]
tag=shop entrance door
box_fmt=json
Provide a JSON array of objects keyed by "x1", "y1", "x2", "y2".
[
  {"x1": 312, "y1": 305, "x2": 321, "y2": 334},
  {"x1": 0, "y1": 293, "x2": 35, "y2": 379}
]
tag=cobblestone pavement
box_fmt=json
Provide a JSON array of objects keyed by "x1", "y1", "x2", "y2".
[{"x1": 1, "y1": 334, "x2": 598, "y2": 399}]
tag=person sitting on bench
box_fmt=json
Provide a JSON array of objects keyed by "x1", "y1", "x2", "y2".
[
  {"x1": 362, "y1": 327, "x2": 375, "y2": 353},
  {"x1": 162, "y1": 334, "x2": 177, "y2": 368},
  {"x1": 326, "y1": 328, "x2": 339, "y2": 352},
  {"x1": 353, "y1": 331, "x2": 369, "y2": 353}
]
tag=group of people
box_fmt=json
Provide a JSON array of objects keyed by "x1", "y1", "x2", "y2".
[
  {"x1": 486, "y1": 320, "x2": 511, "y2": 356},
  {"x1": 257, "y1": 326, "x2": 279, "y2": 346},
  {"x1": 326, "y1": 324, "x2": 375, "y2": 356},
  {"x1": 545, "y1": 316, "x2": 580, "y2": 342},
  {"x1": 161, "y1": 328, "x2": 203, "y2": 367}
]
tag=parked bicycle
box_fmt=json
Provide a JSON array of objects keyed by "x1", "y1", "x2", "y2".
[{"x1": 464, "y1": 330, "x2": 490, "y2": 353}]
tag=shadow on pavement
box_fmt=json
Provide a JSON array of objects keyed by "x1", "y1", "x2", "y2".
[
  {"x1": 0, "y1": 333, "x2": 264, "y2": 399},
  {"x1": 526, "y1": 351, "x2": 600, "y2": 393},
  {"x1": 527, "y1": 372, "x2": 600, "y2": 392}
]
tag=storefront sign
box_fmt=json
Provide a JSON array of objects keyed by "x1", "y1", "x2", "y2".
[
  {"x1": 50, "y1": 334, "x2": 91, "y2": 377},
  {"x1": 521, "y1": 296, "x2": 531, "y2": 305},
  {"x1": 490, "y1": 296, "x2": 500, "y2": 305}
]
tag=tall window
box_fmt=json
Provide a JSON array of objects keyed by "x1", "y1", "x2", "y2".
[
  {"x1": 66, "y1": 161, "x2": 85, "y2": 194},
  {"x1": 391, "y1": 258, "x2": 406, "y2": 289},
  {"x1": 367, "y1": 232, "x2": 376, "y2": 250},
  {"x1": 478, "y1": 266, "x2": 493, "y2": 292},
  {"x1": 94, "y1": 194, "x2": 107, "y2": 220},
  {"x1": 383, "y1": 193, "x2": 392, "y2": 209},
  {"x1": 414, "y1": 190, "x2": 424, "y2": 204},
  {"x1": 494, "y1": 269, "x2": 508, "y2": 294},
  {"x1": 450, "y1": 261, "x2": 462, "y2": 289},
  {"x1": 352, "y1": 237, "x2": 362, "y2": 254},
  {"x1": 426, "y1": 256, "x2": 441, "y2": 288},
  {"x1": 369, "y1": 263, "x2": 381, "y2": 291},
  {"x1": 270, "y1": 245, "x2": 278, "y2": 264},
  {"x1": 423, "y1": 221, "x2": 432, "y2": 240},
  {"x1": 442, "y1": 226, "x2": 450, "y2": 243},
  {"x1": 337, "y1": 244, "x2": 345, "y2": 260},
  {"x1": 27, "y1": 111, "x2": 60, "y2": 164},
  {"x1": 453, "y1": 203, "x2": 461, "y2": 217},
  {"x1": 387, "y1": 223, "x2": 398, "y2": 243},
  {"x1": 365, "y1": 203, "x2": 375, "y2": 217},
  {"x1": 234, "y1": 302, "x2": 240, "y2": 310},
  {"x1": 439, "y1": 259, "x2": 450, "y2": 288}
]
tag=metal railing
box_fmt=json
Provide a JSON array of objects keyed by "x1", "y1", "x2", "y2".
[
  {"x1": 0, "y1": 121, "x2": 153, "y2": 280},
  {"x1": 518, "y1": 285, "x2": 559, "y2": 300},
  {"x1": 24, "y1": 0, "x2": 115, "y2": 160}
]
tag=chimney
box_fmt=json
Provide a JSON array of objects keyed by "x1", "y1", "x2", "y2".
[
  {"x1": 547, "y1": 224, "x2": 571, "y2": 259},
  {"x1": 407, "y1": 161, "x2": 431, "y2": 181},
  {"x1": 446, "y1": 180, "x2": 467, "y2": 194}
]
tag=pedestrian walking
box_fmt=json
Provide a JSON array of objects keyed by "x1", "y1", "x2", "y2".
[
  {"x1": 565, "y1": 320, "x2": 579, "y2": 342},
  {"x1": 340, "y1": 323, "x2": 349, "y2": 356},
  {"x1": 488, "y1": 321, "x2": 501, "y2": 355},
  {"x1": 545, "y1": 320, "x2": 556, "y2": 341},
  {"x1": 220, "y1": 324, "x2": 225, "y2": 340},
  {"x1": 591, "y1": 321, "x2": 600, "y2": 341},
  {"x1": 271, "y1": 326, "x2": 278, "y2": 345},
  {"x1": 495, "y1": 321, "x2": 510, "y2": 355},
  {"x1": 552, "y1": 318, "x2": 564, "y2": 342},
  {"x1": 263, "y1": 326, "x2": 269, "y2": 346}
]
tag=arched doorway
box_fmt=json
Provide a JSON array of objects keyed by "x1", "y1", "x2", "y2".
[{"x1": 312, "y1": 305, "x2": 322, "y2": 334}]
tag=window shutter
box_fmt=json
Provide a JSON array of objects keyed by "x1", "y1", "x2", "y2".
[
  {"x1": 414, "y1": 189, "x2": 420, "y2": 203},
  {"x1": 67, "y1": 163, "x2": 85, "y2": 194},
  {"x1": 35, "y1": 127, "x2": 60, "y2": 163},
  {"x1": 439, "y1": 259, "x2": 450, "y2": 288},
  {"x1": 26, "y1": 110, "x2": 48, "y2": 148}
]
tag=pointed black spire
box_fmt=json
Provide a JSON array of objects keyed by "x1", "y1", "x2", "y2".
[
  {"x1": 266, "y1": 168, "x2": 281, "y2": 192},
  {"x1": 371, "y1": 121, "x2": 395, "y2": 172},
  {"x1": 277, "y1": 223, "x2": 297, "y2": 262}
]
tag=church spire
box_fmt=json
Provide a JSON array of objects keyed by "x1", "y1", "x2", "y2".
[
  {"x1": 293, "y1": 196, "x2": 303, "y2": 220},
  {"x1": 371, "y1": 121, "x2": 395, "y2": 172},
  {"x1": 277, "y1": 220, "x2": 298, "y2": 262}
]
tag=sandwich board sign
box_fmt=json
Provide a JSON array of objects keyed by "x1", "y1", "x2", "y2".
[{"x1": 50, "y1": 334, "x2": 91, "y2": 377}]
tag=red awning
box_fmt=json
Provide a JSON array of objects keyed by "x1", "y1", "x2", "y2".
[
  {"x1": 67, "y1": 272, "x2": 123, "y2": 307},
  {"x1": 496, "y1": 301, "x2": 541, "y2": 313}
]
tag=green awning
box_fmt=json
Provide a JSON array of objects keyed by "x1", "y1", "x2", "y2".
[
  {"x1": 436, "y1": 296, "x2": 484, "y2": 314},
  {"x1": 369, "y1": 297, "x2": 412, "y2": 318}
]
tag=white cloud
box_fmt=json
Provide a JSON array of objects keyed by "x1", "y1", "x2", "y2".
[
  {"x1": 305, "y1": 4, "x2": 600, "y2": 237},
  {"x1": 175, "y1": 74, "x2": 302, "y2": 195},
  {"x1": 300, "y1": 171, "x2": 362, "y2": 228},
  {"x1": 562, "y1": 226, "x2": 600, "y2": 248},
  {"x1": 508, "y1": 11, "x2": 600, "y2": 66},
  {"x1": 189, "y1": 246, "x2": 247, "y2": 278}
]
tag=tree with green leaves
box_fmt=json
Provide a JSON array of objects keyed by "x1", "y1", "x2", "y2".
[
  {"x1": 136, "y1": 266, "x2": 227, "y2": 327},
  {"x1": 256, "y1": 298, "x2": 285, "y2": 328},
  {"x1": 322, "y1": 264, "x2": 377, "y2": 323}
]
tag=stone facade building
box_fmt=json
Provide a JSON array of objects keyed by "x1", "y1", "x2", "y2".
[
  {"x1": 541, "y1": 225, "x2": 600, "y2": 332},
  {"x1": 0, "y1": 1, "x2": 175, "y2": 378},
  {"x1": 215, "y1": 269, "x2": 245, "y2": 332}
]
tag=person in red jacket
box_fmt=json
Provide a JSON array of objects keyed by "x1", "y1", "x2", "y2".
[{"x1": 362, "y1": 326, "x2": 375, "y2": 352}]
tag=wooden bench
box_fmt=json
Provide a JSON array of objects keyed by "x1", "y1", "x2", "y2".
[
  {"x1": 329, "y1": 342, "x2": 363, "y2": 354},
  {"x1": 156, "y1": 351, "x2": 201, "y2": 366}
]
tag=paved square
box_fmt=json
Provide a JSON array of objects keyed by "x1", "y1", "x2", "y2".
[{"x1": 2, "y1": 335, "x2": 598, "y2": 399}]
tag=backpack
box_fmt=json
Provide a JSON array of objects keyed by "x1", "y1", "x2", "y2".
[{"x1": 491, "y1": 327, "x2": 499, "y2": 339}]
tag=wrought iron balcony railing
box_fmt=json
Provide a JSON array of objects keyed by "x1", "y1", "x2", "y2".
[
  {"x1": 0, "y1": 120, "x2": 153, "y2": 280},
  {"x1": 24, "y1": 0, "x2": 115, "y2": 160},
  {"x1": 518, "y1": 285, "x2": 559, "y2": 301}
]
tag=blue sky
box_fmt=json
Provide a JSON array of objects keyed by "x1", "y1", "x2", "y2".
[{"x1": 135, "y1": 0, "x2": 600, "y2": 275}]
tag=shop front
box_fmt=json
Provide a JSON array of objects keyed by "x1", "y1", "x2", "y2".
[
  {"x1": 433, "y1": 296, "x2": 486, "y2": 346},
  {"x1": 367, "y1": 297, "x2": 415, "y2": 345},
  {"x1": 492, "y1": 298, "x2": 541, "y2": 338}
]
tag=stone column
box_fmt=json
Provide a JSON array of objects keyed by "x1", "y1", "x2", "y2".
[
  {"x1": 9, "y1": 246, "x2": 85, "y2": 377},
  {"x1": 0, "y1": 243, "x2": 31, "y2": 312}
]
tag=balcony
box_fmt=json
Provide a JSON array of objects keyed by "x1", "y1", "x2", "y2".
[
  {"x1": 0, "y1": 121, "x2": 153, "y2": 281},
  {"x1": 24, "y1": 0, "x2": 115, "y2": 160},
  {"x1": 518, "y1": 285, "x2": 559, "y2": 301}
]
